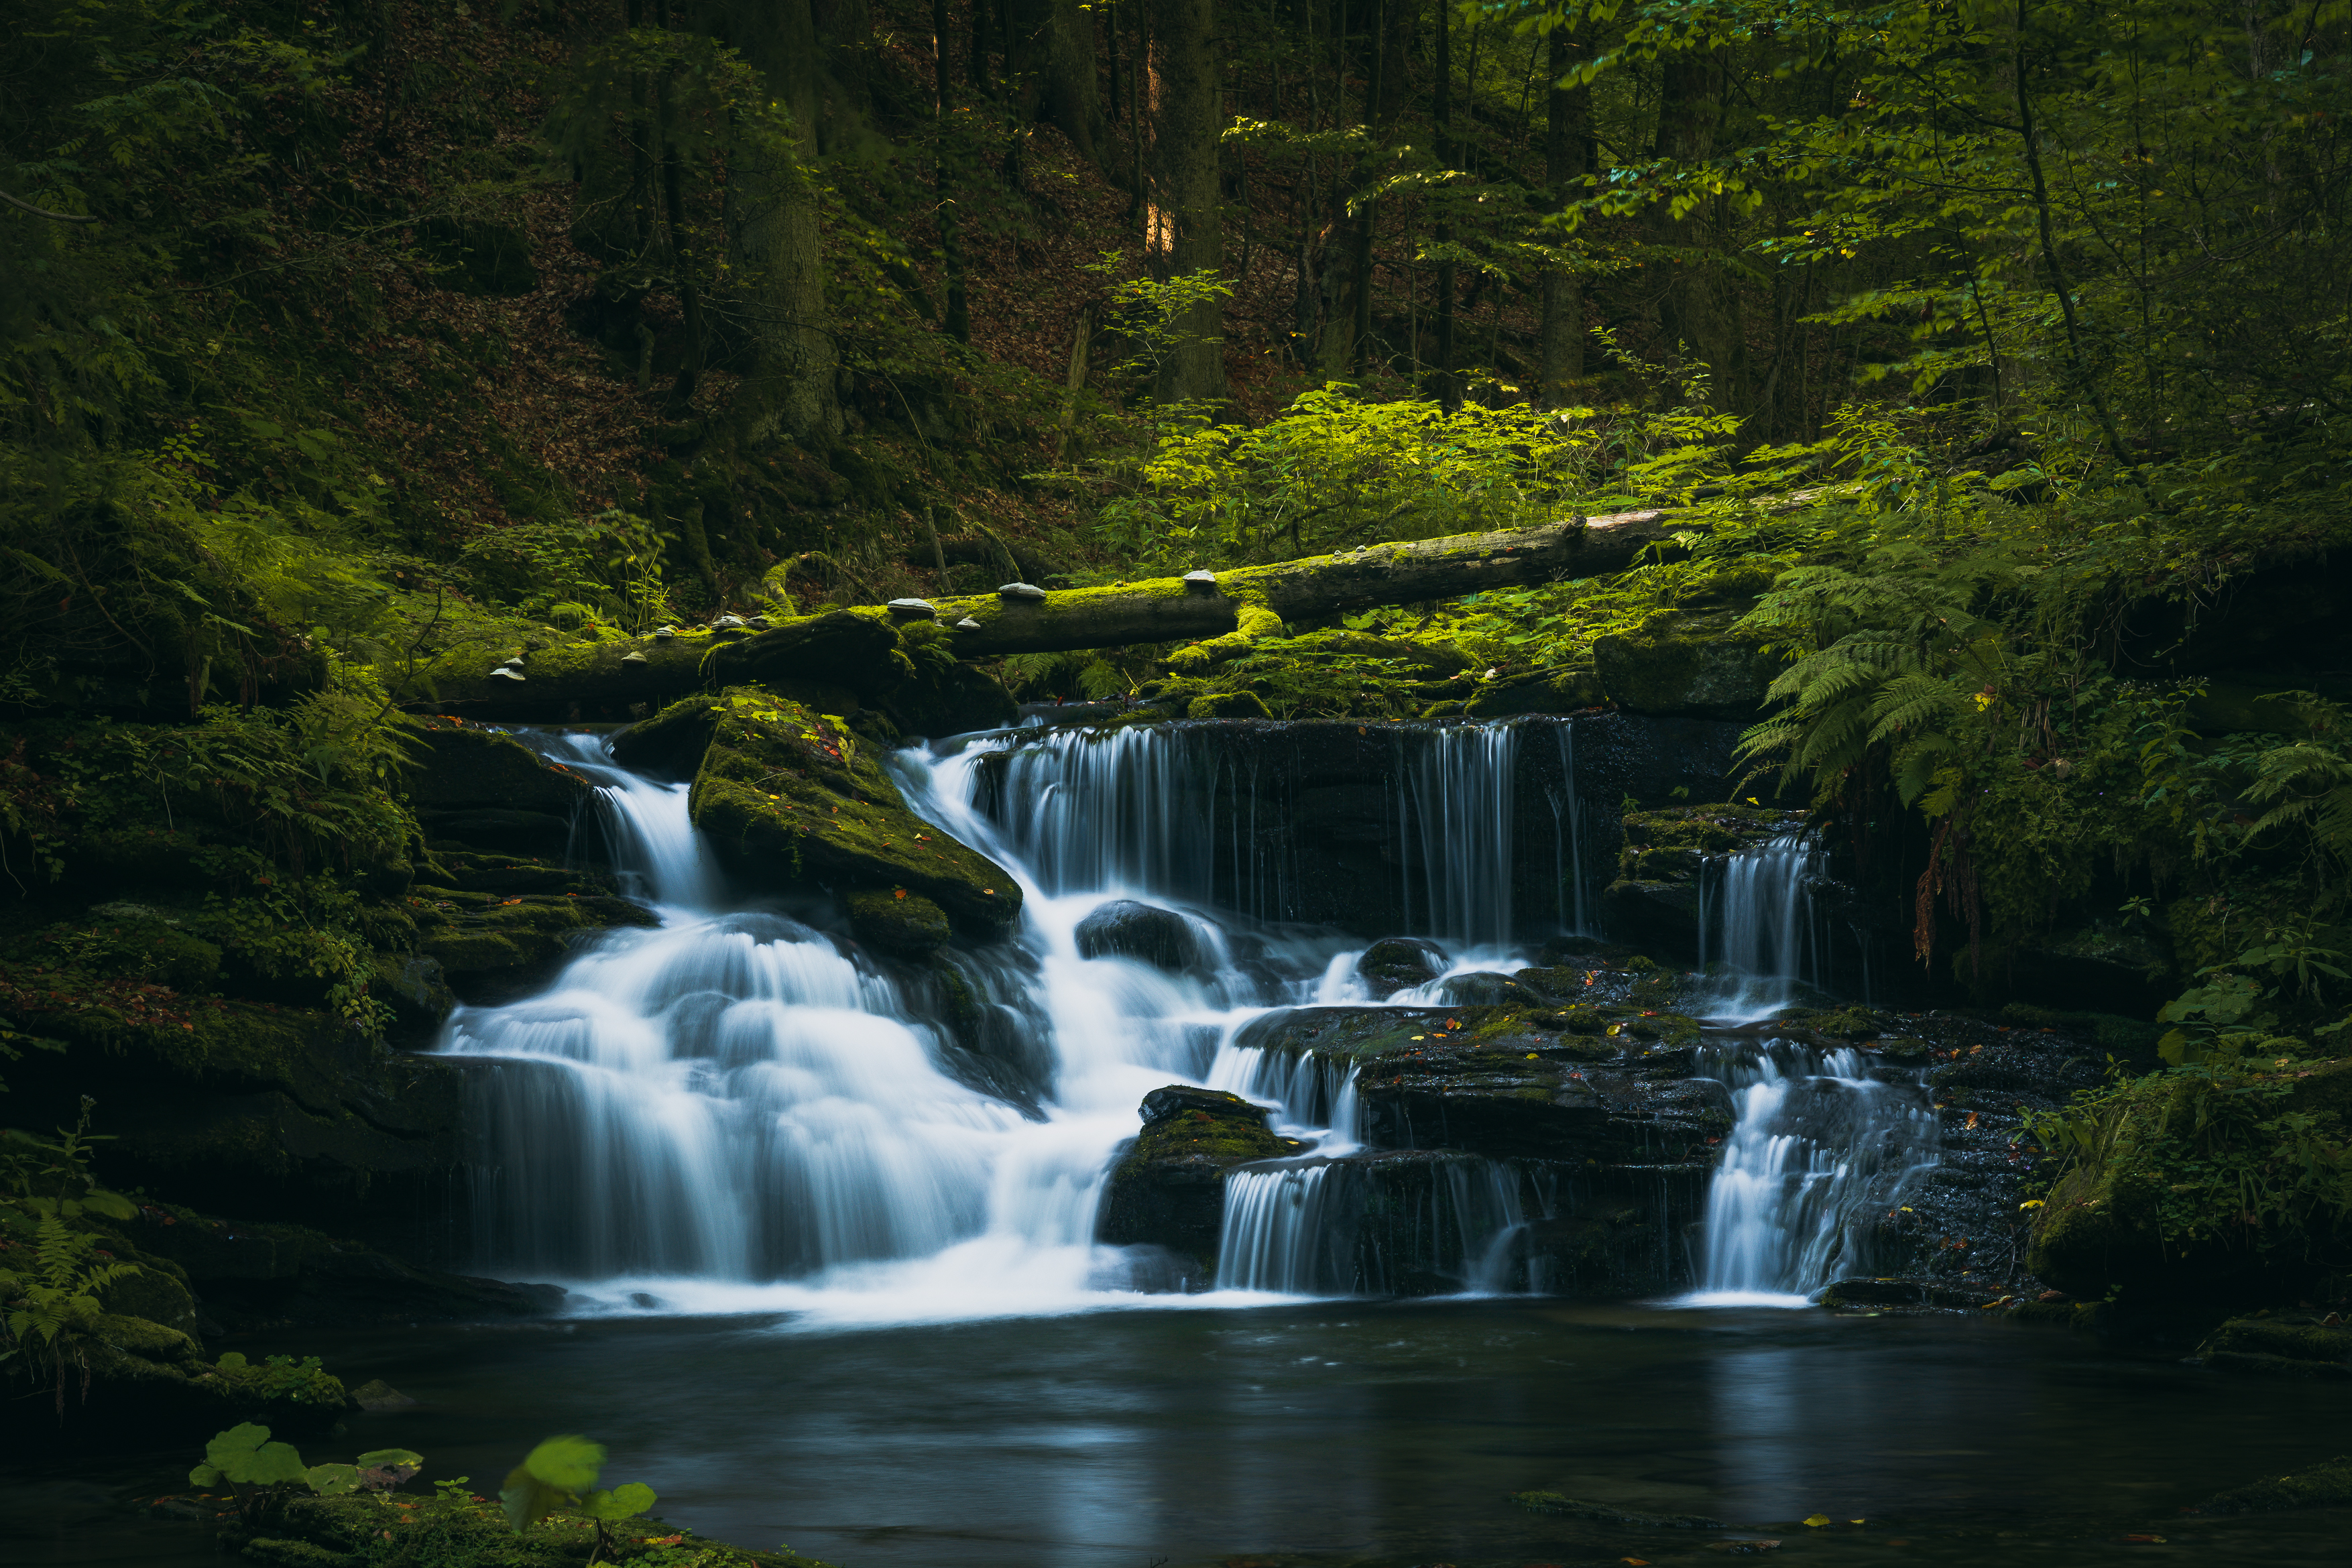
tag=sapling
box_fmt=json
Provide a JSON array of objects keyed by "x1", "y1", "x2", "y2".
[{"x1": 500, "y1": 1433, "x2": 658, "y2": 1565}]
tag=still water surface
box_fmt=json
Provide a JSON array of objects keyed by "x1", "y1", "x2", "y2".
[{"x1": 11, "y1": 1298, "x2": 2350, "y2": 1567}]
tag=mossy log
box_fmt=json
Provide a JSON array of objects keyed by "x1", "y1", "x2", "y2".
[{"x1": 917, "y1": 507, "x2": 1681, "y2": 660}]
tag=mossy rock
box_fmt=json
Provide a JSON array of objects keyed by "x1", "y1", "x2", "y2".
[
  {"x1": 2198, "y1": 1316, "x2": 2352, "y2": 1368},
  {"x1": 75, "y1": 903, "x2": 225, "y2": 989},
  {"x1": 1466, "y1": 665, "x2": 1608, "y2": 718},
  {"x1": 1592, "y1": 609, "x2": 1779, "y2": 719},
  {"x1": 2198, "y1": 1455, "x2": 2352, "y2": 1513},
  {"x1": 609, "y1": 691, "x2": 723, "y2": 778},
  {"x1": 1096, "y1": 1086, "x2": 1299, "y2": 1276},
  {"x1": 1188, "y1": 690, "x2": 1273, "y2": 720},
  {"x1": 689, "y1": 686, "x2": 1021, "y2": 933},
  {"x1": 847, "y1": 888, "x2": 952, "y2": 955}
]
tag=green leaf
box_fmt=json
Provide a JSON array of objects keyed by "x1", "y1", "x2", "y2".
[
  {"x1": 188, "y1": 1464, "x2": 223, "y2": 1488},
  {"x1": 80, "y1": 1189, "x2": 137, "y2": 1220},
  {"x1": 226, "y1": 1441, "x2": 310, "y2": 1487},
  {"x1": 500, "y1": 1471, "x2": 571, "y2": 1532},
  {"x1": 204, "y1": 1423, "x2": 271, "y2": 1468},
  {"x1": 355, "y1": 1449, "x2": 424, "y2": 1469},
  {"x1": 583, "y1": 1482, "x2": 656, "y2": 1520},
  {"x1": 521, "y1": 1434, "x2": 604, "y2": 1493},
  {"x1": 304, "y1": 1463, "x2": 362, "y2": 1497}
]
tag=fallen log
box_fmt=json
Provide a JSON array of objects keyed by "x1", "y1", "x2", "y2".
[
  {"x1": 397, "y1": 509, "x2": 1684, "y2": 719},
  {"x1": 903, "y1": 507, "x2": 1682, "y2": 662}
]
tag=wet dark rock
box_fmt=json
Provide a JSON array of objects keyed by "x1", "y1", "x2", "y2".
[
  {"x1": 1075, "y1": 900, "x2": 1202, "y2": 971},
  {"x1": 1357, "y1": 937, "x2": 1448, "y2": 992},
  {"x1": 1603, "y1": 803, "x2": 1804, "y2": 956},
  {"x1": 410, "y1": 886, "x2": 658, "y2": 1004},
  {"x1": 1236, "y1": 1006, "x2": 1724, "y2": 1166},
  {"x1": 704, "y1": 609, "x2": 915, "y2": 710},
  {"x1": 611, "y1": 692, "x2": 721, "y2": 779},
  {"x1": 1096, "y1": 1086, "x2": 1307, "y2": 1280},
  {"x1": 690, "y1": 686, "x2": 1022, "y2": 934},
  {"x1": 1433, "y1": 970, "x2": 1545, "y2": 1008},
  {"x1": 406, "y1": 725, "x2": 593, "y2": 857},
  {"x1": 1817, "y1": 1277, "x2": 2006, "y2": 1311},
  {"x1": 889, "y1": 656, "x2": 1017, "y2": 737}
]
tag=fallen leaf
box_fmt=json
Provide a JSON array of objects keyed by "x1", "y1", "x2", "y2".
[{"x1": 1804, "y1": 1514, "x2": 1831, "y2": 1528}]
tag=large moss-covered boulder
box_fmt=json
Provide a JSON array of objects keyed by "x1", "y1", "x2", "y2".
[
  {"x1": 846, "y1": 888, "x2": 953, "y2": 955},
  {"x1": 1593, "y1": 609, "x2": 1779, "y2": 719},
  {"x1": 1096, "y1": 1086, "x2": 1301, "y2": 1279},
  {"x1": 689, "y1": 687, "x2": 1021, "y2": 933}
]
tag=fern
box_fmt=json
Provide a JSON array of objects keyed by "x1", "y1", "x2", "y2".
[{"x1": 0, "y1": 1211, "x2": 142, "y2": 1414}]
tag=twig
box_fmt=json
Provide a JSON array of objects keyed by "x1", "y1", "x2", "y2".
[{"x1": 1, "y1": 190, "x2": 99, "y2": 223}]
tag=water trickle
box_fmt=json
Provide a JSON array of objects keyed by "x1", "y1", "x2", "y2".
[{"x1": 1686, "y1": 1042, "x2": 1940, "y2": 1305}]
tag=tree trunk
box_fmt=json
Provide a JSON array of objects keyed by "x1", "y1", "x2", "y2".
[
  {"x1": 1651, "y1": 50, "x2": 1747, "y2": 411},
  {"x1": 1020, "y1": 0, "x2": 1102, "y2": 163},
  {"x1": 1145, "y1": 0, "x2": 1226, "y2": 403},
  {"x1": 933, "y1": 0, "x2": 973, "y2": 343},
  {"x1": 1537, "y1": 22, "x2": 1587, "y2": 406},
  {"x1": 1432, "y1": 0, "x2": 1455, "y2": 408},
  {"x1": 717, "y1": 0, "x2": 842, "y2": 441}
]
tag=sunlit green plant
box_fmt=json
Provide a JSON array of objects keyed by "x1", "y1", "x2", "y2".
[{"x1": 501, "y1": 1434, "x2": 658, "y2": 1566}]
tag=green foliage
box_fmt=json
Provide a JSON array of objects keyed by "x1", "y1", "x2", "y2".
[
  {"x1": 1092, "y1": 384, "x2": 1748, "y2": 572},
  {"x1": 190, "y1": 1426, "x2": 422, "y2": 1527},
  {"x1": 0, "y1": 1207, "x2": 139, "y2": 1412},
  {"x1": 213, "y1": 1350, "x2": 346, "y2": 1406},
  {"x1": 2027, "y1": 1055, "x2": 2352, "y2": 1262},
  {"x1": 500, "y1": 1434, "x2": 657, "y2": 1567}
]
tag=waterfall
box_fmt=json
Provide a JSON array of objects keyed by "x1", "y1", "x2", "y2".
[
  {"x1": 1214, "y1": 1154, "x2": 1528, "y2": 1295},
  {"x1": 1394, "y1": 722, "x2": 1519, "y2": 945},
  {"x1": 1686, "y1": 1042, "x2": 1940, "y2": 1305},
  {"x1": 1698, "y1": 833, "x2": 1822, "y2": 1021}
]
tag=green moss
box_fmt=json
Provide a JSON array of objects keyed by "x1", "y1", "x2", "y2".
[
  {"x1": 1187, "y1": 690, "x2": 1273, "y2": 720},
  {"x1": 1592, "y1": 608, "x2": 1779, "y2": 719},
  {"x1": 2199, "y1": 1455, "x2": 2352, "y2": 1513},
  {"x1": 1128, "y1": 1096, "x2": 1287, "y2": 1164},
  {"x1": 258, "y1": 1492, "x2": 837, "y2": 1568},
  {"x1": 2199, "y1": 1316, "x2": 2352, "y2": 1365},
  {"x1": 689, "y1": 686, "x2": 1021, "y2": 931},
  {"x1": 847, "y1": 889, "x2": 953, "y2": 955}
]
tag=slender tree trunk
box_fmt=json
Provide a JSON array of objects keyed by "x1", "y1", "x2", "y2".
[
  {"x1": 1651, "y1": 50, "x2": 1747, "y2": 410},
  {"x1": 1537, "y1": 22, "x2": 1588, "y2": 406},
  {"x1": 1025, "y1": 0, "x2": 1102, "y2": 164},
  {"x1": 1146, "y1": 0, "x2": 1226, "y2": 403},
  {"x1": 1433, "y1": 0, "x2": 1456, "y2": 408}
]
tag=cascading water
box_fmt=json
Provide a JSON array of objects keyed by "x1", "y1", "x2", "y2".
[
  {"x1": 451, "y1": 724, "x2": 1542, "y2": 1317},
  {"x1": 1698, "y1": 833, "x2": 1824, "y2": 1020},
  {"x1": 451, "y1": 719, "x2": 1924, "y2": 1319},
  {"x1": 1686, "y1": 1042, "x2": 1940, "y2": 1306}
]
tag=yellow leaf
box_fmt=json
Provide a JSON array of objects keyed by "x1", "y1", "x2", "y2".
[{"x1": 1804, "y1": 1514, "x2": 1832, "y2": 1528}]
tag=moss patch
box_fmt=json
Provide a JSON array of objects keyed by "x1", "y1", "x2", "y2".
[{"x1": 689, "y1": 686, "x2": 1021, "y2": 932}]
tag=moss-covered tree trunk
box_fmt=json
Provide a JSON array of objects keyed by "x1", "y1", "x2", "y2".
[{"x1": 1145, "y1": 0, "x2": 1226, "y2": 403}]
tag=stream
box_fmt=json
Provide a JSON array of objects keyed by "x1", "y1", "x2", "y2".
[{"x1": 11, "y1": 717, "x2": 2348, "y2": 1564}]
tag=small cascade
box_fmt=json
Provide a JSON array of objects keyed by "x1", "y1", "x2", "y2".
[
  {"x1": 1215, "y1": 1153, "x2": 1529, "y2": 1295},
  {"x1": 1688, "y1": 1042, "x2": 1940, "y2": 1304},
  {"x1": 1698, "y1": 833, "x2": 1824, "y2": 1020},
  {"x1": 1208, "y1": 1048, "x2": 1362, "y2": 1152}
]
